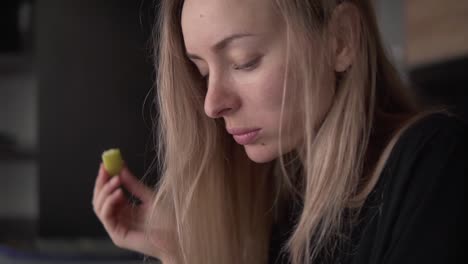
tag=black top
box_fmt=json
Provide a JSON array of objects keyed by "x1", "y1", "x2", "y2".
[{"x1": 268, "y1": 112, "x2": 467, "y2": 264}]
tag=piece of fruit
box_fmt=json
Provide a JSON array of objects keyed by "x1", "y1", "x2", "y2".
[{"x1": 101, "y1": 148, "x2": 124, "y2": 176}]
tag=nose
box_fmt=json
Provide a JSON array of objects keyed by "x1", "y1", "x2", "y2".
[{"x1": 204, "y1": 76, "x2": 241, "y2": 119}]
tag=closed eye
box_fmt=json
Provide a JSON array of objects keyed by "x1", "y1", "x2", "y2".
[{"x1": 233, "y1": 56, "x2": 262, "y2": 71}]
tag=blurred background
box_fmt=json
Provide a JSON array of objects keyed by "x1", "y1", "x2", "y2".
[
  {"x1": 1, "y1": 0, "x2": 158, "y2": 263},
  {"x1": 0, "y1": 0, "x2": 467, "y2": 263}
]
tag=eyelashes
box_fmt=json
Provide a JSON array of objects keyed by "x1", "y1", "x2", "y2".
[
  {"x1": 232, "y1": 56, "x2": 262, "y2": 71},
  {"x1": 199, "y1": 55, "x2": 263, "y2": 80}
]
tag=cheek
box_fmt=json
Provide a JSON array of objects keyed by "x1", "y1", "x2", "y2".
[
  {"x1": 248, "y1": 68, "x2": 298, "y2": 141},
  {"x1": 255, "y1": 66, "x2": 303, "y2": 149},
  {"x1": 247, "y1": 64, "x2": 285, "y2": 114}
]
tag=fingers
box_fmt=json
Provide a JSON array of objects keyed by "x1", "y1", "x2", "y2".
[
  {"x1": 101, "y1": 188, "x2": 125, "y2": 224},
  {"x1": 94, "y1": 175, "x2": 121, "y2": 214},
  {"x1": 120, "y1": 167, "x2": 153, "y2": 202},
  {"x1": 100, "y1": 187, "x2": 130, "y2": 249},
  {"x1": 93, "y1": 163, "x2": 109, "y2": 202}
]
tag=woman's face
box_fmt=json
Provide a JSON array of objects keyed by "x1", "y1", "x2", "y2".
[{"x1": 181, "y1": 0, "x2": 302, "y2": 163}]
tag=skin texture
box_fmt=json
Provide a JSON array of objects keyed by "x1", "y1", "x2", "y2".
[{"x1": 181, "y1": 0, "x2": 304, "y2": 163}]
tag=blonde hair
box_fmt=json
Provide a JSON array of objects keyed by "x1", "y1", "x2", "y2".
[{"x1": 146, "y1": 0, "x2": 436, "y2": 263}]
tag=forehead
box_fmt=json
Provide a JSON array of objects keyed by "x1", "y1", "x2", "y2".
[{"x1": 181, "y1": 0, "x2": 280, "y2": 48}]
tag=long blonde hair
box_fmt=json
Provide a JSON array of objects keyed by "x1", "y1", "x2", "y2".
[{"x1": 147, "y1": 0, "x2": 432, "y2": 263}]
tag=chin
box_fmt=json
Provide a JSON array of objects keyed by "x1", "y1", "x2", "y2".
[
  {"x1": 243, "y1": 138, "x2": 300, "y2": 163},
  {"x1": 244, "y1": 145, "x2": 278, "y2": 163}
]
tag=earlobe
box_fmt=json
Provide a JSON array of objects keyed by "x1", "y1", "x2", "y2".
[
  {"x1": 330, "y1": 3, "x2": 360, "y2": 73},
  {"x1": 334, "y1": 42, "x2": 352, "y2": 73}
]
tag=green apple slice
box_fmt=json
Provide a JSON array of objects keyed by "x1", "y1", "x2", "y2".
[{"x1": 102, "y1": 148, "x2": 124, "y2": 176}]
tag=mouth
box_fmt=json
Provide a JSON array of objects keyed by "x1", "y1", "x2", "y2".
[{"x1": 227, "y1": 128, "x2": 261, "y2": 145}]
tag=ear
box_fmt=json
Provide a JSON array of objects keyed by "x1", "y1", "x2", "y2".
[{"x1": 329, "y1": 3, "x2": 361, "y2": 73}]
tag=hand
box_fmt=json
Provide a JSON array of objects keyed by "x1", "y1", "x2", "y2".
[{"x1": 92, "y1": 164, "x2": 177, "y2": 261}]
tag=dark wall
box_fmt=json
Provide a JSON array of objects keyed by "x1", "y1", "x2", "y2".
[
  {"x1": 410, "y1": 56, "x2": 468, "y2": 120},
  {"x1": 37, "y1": 0, "x2": 156, "y2": 237},
  {"x1": 0, "y1": 0, "x2": 21, "y2": 52}
]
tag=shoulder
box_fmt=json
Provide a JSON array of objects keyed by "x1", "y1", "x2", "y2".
[
  {"x1": 360, "y1": 112, "x2": 468, "y2": 263},
  {"x1": 362, "y1": 111, "x2": 467, "y2": 205},
  {"x1": 399, "y1": 111, "x2": 467, "y2": 147},
  {"x1": 385, "y1": 111, "x2": 468, "y2": 171},
  {"x1": 377, "y1": 111, "x2": 467, "y2": 204}
]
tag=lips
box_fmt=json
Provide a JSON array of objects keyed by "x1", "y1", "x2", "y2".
[{"x1": 227, "y1": 128, "x2": 261, "y2": 145}]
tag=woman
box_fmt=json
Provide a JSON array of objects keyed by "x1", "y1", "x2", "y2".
[{"x1": 92, "y1": 0, "x2": 466, "y2": 263}]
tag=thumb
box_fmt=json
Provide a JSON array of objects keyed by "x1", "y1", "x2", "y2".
[{"x1": 119, "y1": 167, "x2": 154, "y2": 203}]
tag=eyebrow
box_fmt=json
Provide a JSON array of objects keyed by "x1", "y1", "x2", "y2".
[{"x1": 186, "y1": 33, "x2": 257, "y2": 61}]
